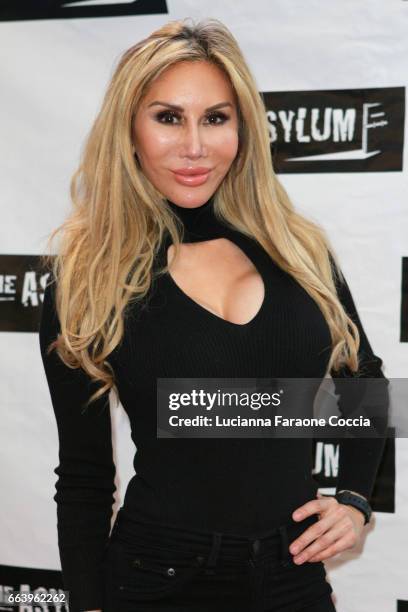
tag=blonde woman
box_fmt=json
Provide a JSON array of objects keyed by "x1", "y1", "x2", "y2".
[{"x1": 39, "y1": 17, "x2": 388, "y2": 612}]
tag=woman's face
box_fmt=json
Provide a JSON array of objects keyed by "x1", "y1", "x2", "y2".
[{"x1": 132, "y1": 60, "x2": 239, "y2": 208}]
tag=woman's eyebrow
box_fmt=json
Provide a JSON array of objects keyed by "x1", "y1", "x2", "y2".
[{"x1": 147, "y1": 101, "x2": 233, "y2": 112}]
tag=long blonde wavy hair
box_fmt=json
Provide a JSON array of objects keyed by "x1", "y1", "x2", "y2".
[{"x1": 40, "y1": 17, "x2": 360, "y2": 409}]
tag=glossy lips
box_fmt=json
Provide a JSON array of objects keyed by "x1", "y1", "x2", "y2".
[{"x1": 172, "y1": 167, "x2": 212, "y2": 186}]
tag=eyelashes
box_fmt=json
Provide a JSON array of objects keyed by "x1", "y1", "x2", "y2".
[{"x1": 154, "y1": 110, "x2": 230, "y2": 126}]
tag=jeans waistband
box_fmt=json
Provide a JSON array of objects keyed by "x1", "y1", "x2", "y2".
[{"x1": 110, "y1": 507, "x2": 319, "y2": 569}]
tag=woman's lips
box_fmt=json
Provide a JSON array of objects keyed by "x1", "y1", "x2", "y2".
[{"x1": 172, "y1": 170, "x2": 211, "y2": 186}]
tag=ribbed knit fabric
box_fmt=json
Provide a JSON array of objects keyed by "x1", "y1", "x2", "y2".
[{"x1": 39, "y1": 195, "x2": 388, "y2": 612}]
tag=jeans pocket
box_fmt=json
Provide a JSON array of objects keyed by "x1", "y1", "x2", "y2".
[
  {"x1": 264, "y1": 557, "x2": 333, "y2": 610},
  {"x1": 112, "y1": 537, "x2": 205, "y2": 601},
  {"x1": 267, "y1": 553, "x2": 329, "y2": 588}
]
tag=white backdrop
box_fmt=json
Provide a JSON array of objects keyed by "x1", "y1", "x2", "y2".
[{"x1": 1, "y1": 1, "x2": 407, "y2": 611}]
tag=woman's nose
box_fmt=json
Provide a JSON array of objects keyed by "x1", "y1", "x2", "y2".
[{"x1": 180, "y1": 123, "x2": 206, "y2": 158}]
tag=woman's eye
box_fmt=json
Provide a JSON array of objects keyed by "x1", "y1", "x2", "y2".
[
  {"x1": 206, "y1": 112, "x2": 229, "y2": 125},
  {"x1": 155, "y1": 111, "x2": 180, "y2": 124},
  {"x1": 155, "y1": 111, "x2": 229, "y2": 125}
]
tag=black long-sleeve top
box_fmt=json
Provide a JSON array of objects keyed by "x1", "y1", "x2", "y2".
[{"x1": 39, "y1": 195, "x2": 389, "y2": 611}]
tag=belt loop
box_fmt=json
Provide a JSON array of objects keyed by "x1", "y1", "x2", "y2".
[
  {"x1": 278, "y1": 525, "x2": 291, "y2": 567},
  {"x1": 207, "y1": 532, "x2": 223, "y2": 567},
  {"x1": 246, "y1": 545, "x2": 264, "y2": 612}
]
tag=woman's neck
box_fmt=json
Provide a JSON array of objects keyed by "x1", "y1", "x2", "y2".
[{"x1": 165, "y1": 195, "x2": 225, "y2": 243}]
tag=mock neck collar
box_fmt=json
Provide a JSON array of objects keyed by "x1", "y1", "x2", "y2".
[{"x1": 165, "y1": 195, "x2": 226, "y2": 243}]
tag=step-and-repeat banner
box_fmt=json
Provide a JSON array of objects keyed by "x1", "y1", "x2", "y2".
[{"x1": 1, "y1": 2, "x2": 406, "y2": 611}]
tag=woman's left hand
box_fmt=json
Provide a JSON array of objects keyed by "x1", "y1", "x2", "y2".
[{"x1": 288, "y1": 492, "x2": 366, "y2": 564}]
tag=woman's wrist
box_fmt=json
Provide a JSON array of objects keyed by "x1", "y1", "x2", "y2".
[{"x1": 337, "y1": 489, "x2": 368, "y2": 501}]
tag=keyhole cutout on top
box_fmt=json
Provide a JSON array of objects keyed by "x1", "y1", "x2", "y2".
[{"x1": 166, "y1": 238, "x2": 266, "y2": 326}]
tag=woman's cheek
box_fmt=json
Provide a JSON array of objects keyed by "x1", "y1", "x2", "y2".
[{"x1": 215, "y1": 127, "x2": 239, "y2": 160}]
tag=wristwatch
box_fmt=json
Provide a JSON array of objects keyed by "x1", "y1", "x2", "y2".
[{"x1": 334, "y1": 490, "x2": 372, "y2": 525}]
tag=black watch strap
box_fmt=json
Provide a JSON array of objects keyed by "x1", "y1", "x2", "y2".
[{"x1": 334, "y1": 490, "x2": 372, "y2": 525}]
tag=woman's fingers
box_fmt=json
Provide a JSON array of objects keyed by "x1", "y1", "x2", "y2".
[
  {"x1": 292, "y1": 517, "x2": 352, "y2": 564},
  {"x1": 292, "y1": 496, "x2": 335, "y2": 522},
  {"x1": 289, "y1": 498, "x2": 339, "y2": 556},
  {"x1": 307, "y1": 529, "x2": 358, "y2": 562},
  {"x1": 290, "y1": 494, "x2": 365, "y2": 564}
]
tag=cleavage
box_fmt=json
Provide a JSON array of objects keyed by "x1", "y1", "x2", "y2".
[{"x1": 166, "y1": 238, "x2": 265, "y2": 325}]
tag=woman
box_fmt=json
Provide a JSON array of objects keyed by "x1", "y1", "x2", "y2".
[{"x1": 39, "y1": 17, "x2": 388, "y2": 612}]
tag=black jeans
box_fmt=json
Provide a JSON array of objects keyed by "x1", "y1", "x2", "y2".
[{"x1": 102, "y1": 508, "x2": 336, "y2": 612}]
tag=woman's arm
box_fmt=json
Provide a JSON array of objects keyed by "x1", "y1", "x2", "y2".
[
  {"x1": 287, "y1": 258, "x2": 390, "y2": 564},
  {"x1": 39, "y1": 275, "x2": 116, "y2": 612},
  {"x1": 328, "y1": 253, "x2": 390, "y2": 502}
]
